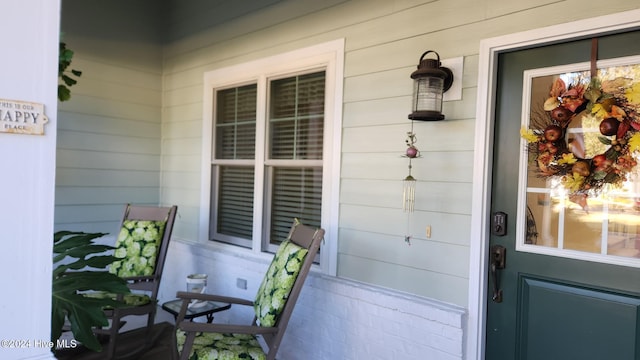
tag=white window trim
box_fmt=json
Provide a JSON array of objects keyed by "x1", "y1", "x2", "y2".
[{"x1": 199, "y1": 39, "x2": 344, "y2": 276}]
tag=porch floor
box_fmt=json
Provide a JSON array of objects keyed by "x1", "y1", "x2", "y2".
[{"x1": 55, "y1": 307, "x2": 177, "y2": 360}]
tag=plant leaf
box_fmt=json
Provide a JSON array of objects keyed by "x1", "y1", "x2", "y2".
[
  {"x1": 598, "y1": 136, "x2": 612, "y2": 145},
  {"x1": 58, "y1": 85, "x2": 70, "y2": 102},
  {"x1": 58, "y1": 42, "x2": 81, "y2": 102},
  {"x1": 593, "y1": 170, "x2": 608, "y2": 180},
  {"x1": 52, "y1": 290, "x2": 120, "y2": 351},
  {"x1": 53, "y1": 255, "x2": 119, "y2": 276},
  {"x1": 51, "y1": 231, "x2": 130, "y2": 352},
  {"x1": 55, "y1": 271, "x2": 129, "y2": 294},
  {"x1": 629, "y1": 132, "x2": 640, "y2": 152},
  {"x1": 54, "y1": 232, "x2": 108, "y2": 253},
  {"x1": 64, "y1": 255, "x2": 119, "y2": 271},
  {"x1": 60, "y1": 244, "x2": 115, "y2": 259},
  {"x1": 54, "y1": 230, "x2": 82, "y2": 243},
  {"x1": 62, "y1": 74, "x2": 77, "y2": 87}
]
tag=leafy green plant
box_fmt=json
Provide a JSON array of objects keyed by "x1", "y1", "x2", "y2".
[
  {"x1": 51, "y1": 231, "x2": 130, "y2": 352},
  {"x1": 58, "y1": 42, "x2": 82, "y2": 102}
]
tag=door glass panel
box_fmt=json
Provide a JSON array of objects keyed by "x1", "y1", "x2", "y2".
[{"x1": 518, "y1": 56, "x2": 640, "y2": 267}]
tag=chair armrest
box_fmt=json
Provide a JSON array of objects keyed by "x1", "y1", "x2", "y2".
[
  {"x1": 176, "y1": 291, "x2": 254, "y2": 307},
  {"x1": 178, "y1": 320, "x2": 277, "y2": 335}
]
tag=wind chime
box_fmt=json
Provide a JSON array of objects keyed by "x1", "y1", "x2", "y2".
[{"x1": 403, "y1": 124, "x2": 419, "y2": 245}]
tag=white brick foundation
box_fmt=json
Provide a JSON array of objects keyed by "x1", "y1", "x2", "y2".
[{"x1": 161, "y1": 241, "x2": 466, "y2": 360}]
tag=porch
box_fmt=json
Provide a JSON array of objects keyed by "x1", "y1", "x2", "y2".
[{"x1": 4, "y1": 2, "x2": 640, "y2": 360}]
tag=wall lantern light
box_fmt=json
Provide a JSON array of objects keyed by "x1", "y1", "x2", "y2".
[{"x1": 408, "y1": 50, "x2": 454, "y2": 121}]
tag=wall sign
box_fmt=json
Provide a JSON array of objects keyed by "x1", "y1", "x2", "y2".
[{"x1": 0, "y1": 98, "x2": 49, "y2": 135}]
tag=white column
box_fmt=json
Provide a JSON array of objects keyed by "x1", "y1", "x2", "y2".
[{"x1": 0, "y1": 1, "x2": 60, "y2": 359}]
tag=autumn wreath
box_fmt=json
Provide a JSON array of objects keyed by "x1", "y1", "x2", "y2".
[{"x1": 521, "y1": 74, "x2": 640, "y2": 205}]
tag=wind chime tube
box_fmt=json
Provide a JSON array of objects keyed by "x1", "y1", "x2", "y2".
[{"x1": 403, "y1": 175, "x2": 416, "y2": 212}]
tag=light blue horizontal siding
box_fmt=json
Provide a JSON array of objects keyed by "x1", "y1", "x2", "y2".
[
  {"x1": 338, "y1": 253, "x2": 469, "y2": 306},
  {"x1": 158, "y1": 0, "x2": 640, "y2": 307},
  {"x1": 57, "y1": 1, "x2": 163, "y2": 234}
]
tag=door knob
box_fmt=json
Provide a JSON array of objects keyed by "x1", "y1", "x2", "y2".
[{"x1": 490, "y1": 245, "x2": 506, "y2": 303}]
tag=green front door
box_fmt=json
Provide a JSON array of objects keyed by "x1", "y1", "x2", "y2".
[{"x1": 486, "y1": 30, "x2": 640, "y2": 359}]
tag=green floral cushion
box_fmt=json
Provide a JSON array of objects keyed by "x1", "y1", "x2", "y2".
[
  {"x1": 110, "y1": 219, "x2": 166, "y2": 278},
  {"x1": 253, "y1": 239, "x2": 308, "y2": 327},
  {"x1": 176, "y1": 331, "x2": 266, "y2": 360}
]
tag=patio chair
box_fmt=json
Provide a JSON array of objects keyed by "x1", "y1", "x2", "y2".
[
  {"x1": 92, "y1": 203, "x2": 178, "y2": 359},
  {"x1": 173, "y1": 219, "x2": 325, "y2": 360}
]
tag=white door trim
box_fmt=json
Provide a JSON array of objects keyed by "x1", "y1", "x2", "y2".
[{"x1": 467, "y1": 9, "x2": 640, "y2": 360}]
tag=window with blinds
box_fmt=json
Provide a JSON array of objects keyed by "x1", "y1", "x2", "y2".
[
  {"x1": 211, "y1": 71, "x2": 326, "y2": 250},
  {"x1": 211, "y1": 85, "x2": 257, "y2": 247},
  {"x1": 266, "y1": 71, "x2": 325, "y2": 247}
]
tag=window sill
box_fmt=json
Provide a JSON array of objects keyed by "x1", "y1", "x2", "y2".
[{"x1": 173, "y1": 236, "x2": 324, "y2": 273}]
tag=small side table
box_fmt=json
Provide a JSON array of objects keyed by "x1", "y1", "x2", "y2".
[{"x1": 162, "y1": 299, "x2": 231, "y2": 323}]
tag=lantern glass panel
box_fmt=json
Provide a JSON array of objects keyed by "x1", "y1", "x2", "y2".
[{"x1": 413, "y1": 76, "x2": 444, "y2": 113}]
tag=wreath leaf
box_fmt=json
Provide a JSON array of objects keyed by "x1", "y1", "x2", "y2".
[
  {"x1": 629, "y1": 132, "x2": 640, "y2": 152},
  {"x1": 598, "y1": 136, "x2": 612, "y2": 145}
]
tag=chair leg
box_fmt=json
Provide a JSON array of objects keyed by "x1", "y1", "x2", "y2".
[
  {"x1": 106, "y1": 316, "x2": 120, "y2": 360},
  {"x1": 144, "y1": 307, "x2": 157, "y2": 350},
  {"x1": 179, "y1": 332, "x2": 197, "y2": 360}
]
